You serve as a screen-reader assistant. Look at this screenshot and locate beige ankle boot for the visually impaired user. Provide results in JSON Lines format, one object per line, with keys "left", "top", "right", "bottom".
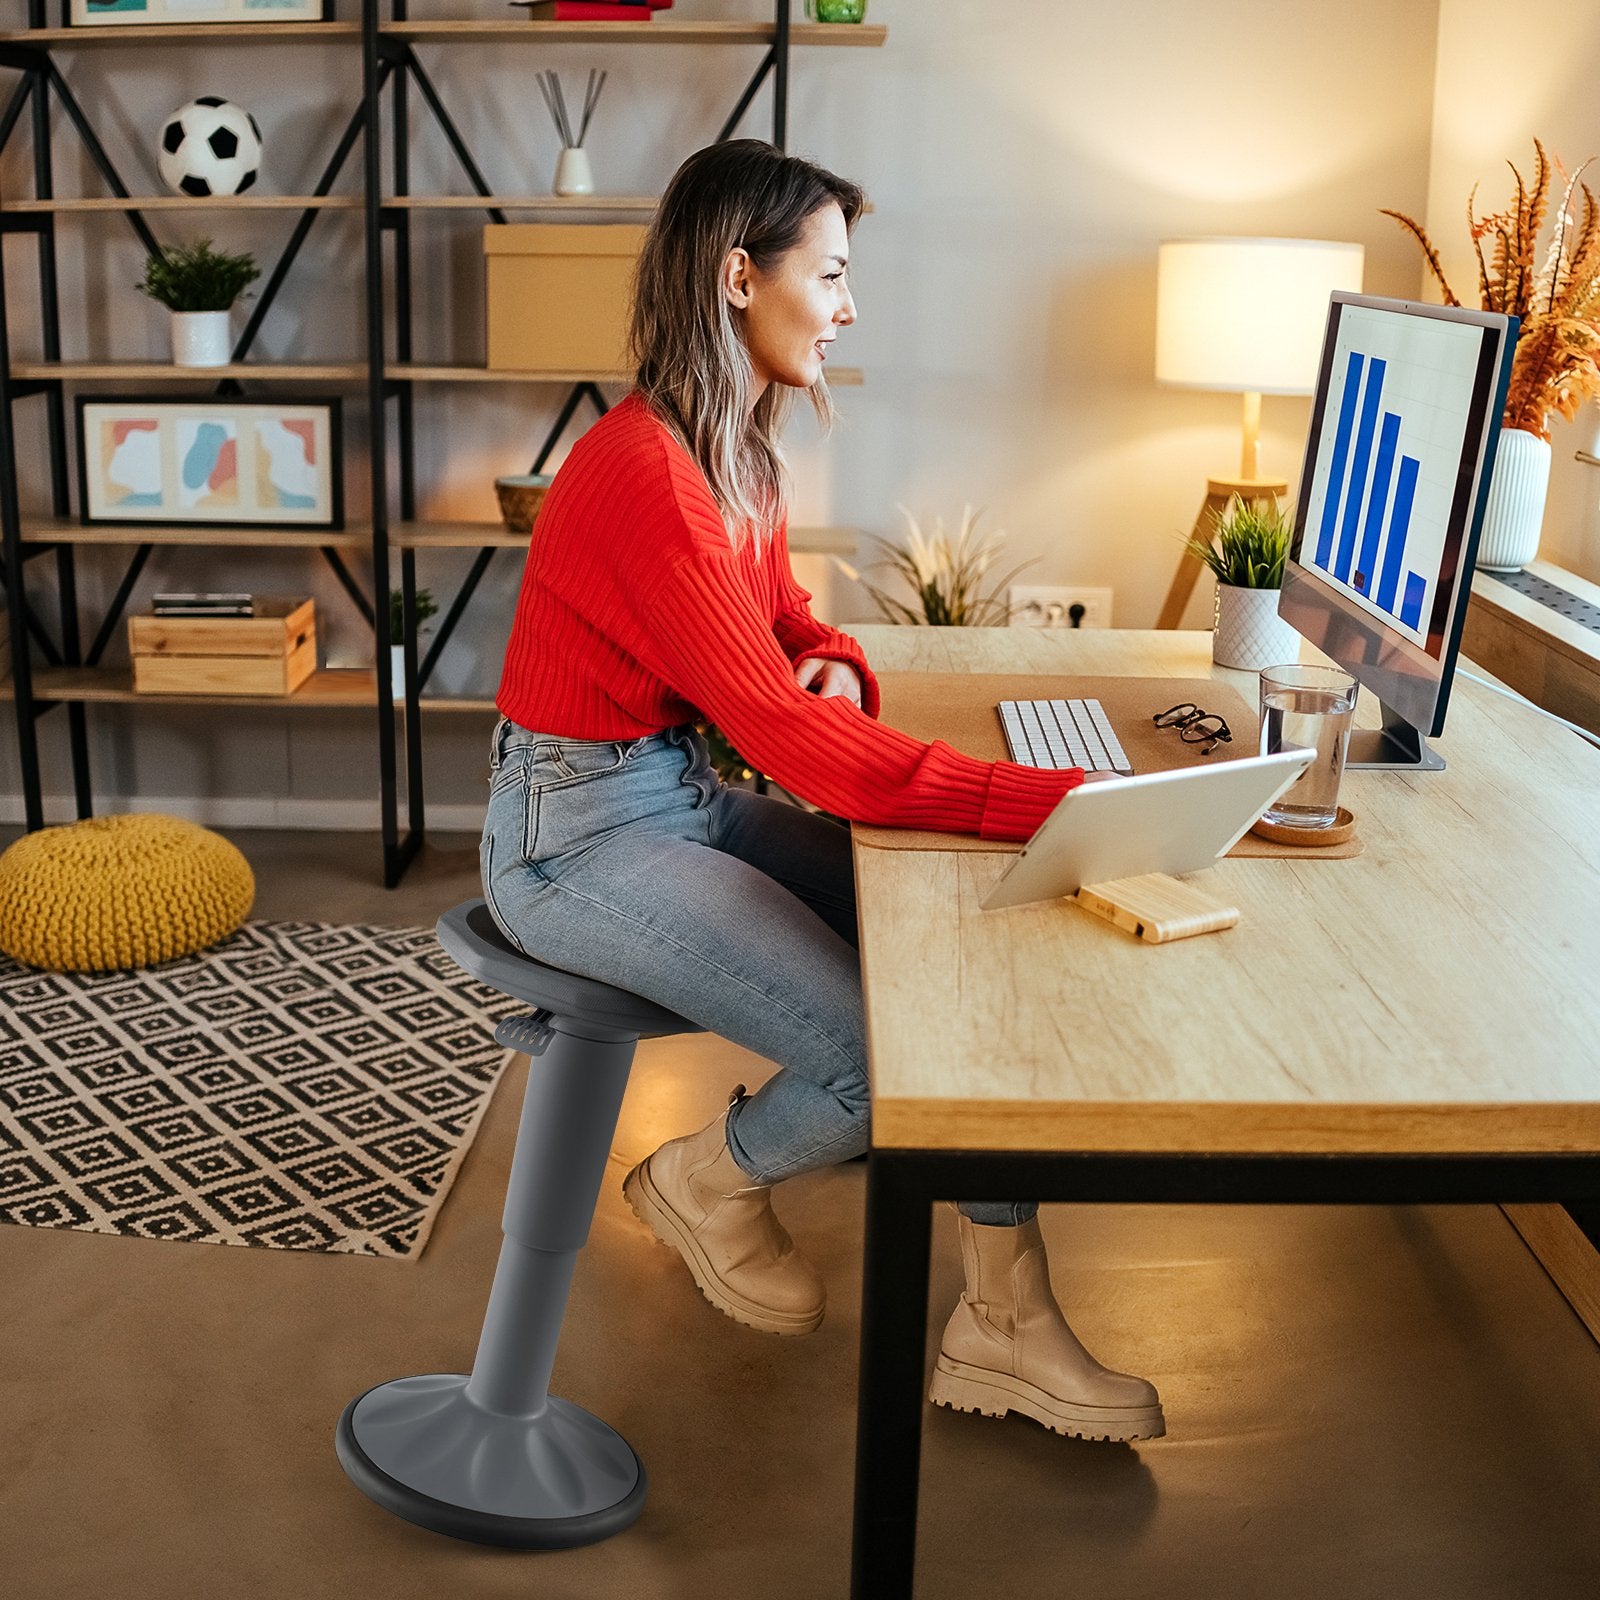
{"left": 928, "top": 1215, "right": 1164, "bottom": 1441}
{"left": 622, "top": 1089, "right": 825, "bottom": 1336}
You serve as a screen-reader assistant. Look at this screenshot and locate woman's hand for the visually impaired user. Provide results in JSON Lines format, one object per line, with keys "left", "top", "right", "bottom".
{"left": 794, "top": 656, "right": 863, "bottom": 708}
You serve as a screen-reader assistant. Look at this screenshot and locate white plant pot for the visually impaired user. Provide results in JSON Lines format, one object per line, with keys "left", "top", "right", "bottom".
{"left": 1212, "top": 582, "right": 1300, "bottom": 672}
{"left": 170, "top": 309, "right": 232, "bottom": 368}
{"left": 553, "top": 146, "right": 594, "bottom": 197}
{"left": 390, "top": 643, "right": 407, "bottom": 703}
{"left": 1475, "top": 427, "right": 1551, "bottom": 572}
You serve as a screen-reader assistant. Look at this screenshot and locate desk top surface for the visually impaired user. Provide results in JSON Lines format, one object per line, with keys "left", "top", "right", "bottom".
{"left": 848, "top": 627, "right": 1600, "bottom": 1156}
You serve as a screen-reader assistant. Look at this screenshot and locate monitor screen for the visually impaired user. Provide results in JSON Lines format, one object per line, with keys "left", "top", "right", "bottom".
{"left": 1279, "top": 292, "right": 1516, "bottom": 753}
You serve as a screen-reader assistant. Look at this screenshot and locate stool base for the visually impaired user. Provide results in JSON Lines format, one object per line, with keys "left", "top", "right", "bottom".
{"left": 336, "top": 1374, "right": 646, "bottom": 1549}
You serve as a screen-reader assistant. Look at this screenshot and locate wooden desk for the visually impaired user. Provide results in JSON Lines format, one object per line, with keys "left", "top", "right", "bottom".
{"left": 845, "top": 626, "right": 1600, "bottom": 1599}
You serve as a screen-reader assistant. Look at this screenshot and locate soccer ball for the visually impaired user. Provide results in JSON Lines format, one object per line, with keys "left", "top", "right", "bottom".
{"left": 157, "top": 98, "right": 262, "bottom": 198}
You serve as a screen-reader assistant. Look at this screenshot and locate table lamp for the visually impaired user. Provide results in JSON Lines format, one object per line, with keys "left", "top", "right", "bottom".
{"left": 1154, "top": 236, "right": 1364, "bottom": 627}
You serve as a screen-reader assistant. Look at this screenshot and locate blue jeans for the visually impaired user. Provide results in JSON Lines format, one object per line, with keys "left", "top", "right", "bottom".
{"left": 479, "top": 716, "right": 1034, "bottom": 1227}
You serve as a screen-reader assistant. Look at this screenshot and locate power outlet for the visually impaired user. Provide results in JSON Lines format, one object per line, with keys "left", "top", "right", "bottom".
{"left": 1008, "top": 585, "right": 1114, "bottom": 629}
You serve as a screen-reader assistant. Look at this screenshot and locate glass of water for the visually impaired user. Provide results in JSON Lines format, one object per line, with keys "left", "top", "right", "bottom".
{"left": 1258, "top": 664, "right": 1359, "bottom": 828}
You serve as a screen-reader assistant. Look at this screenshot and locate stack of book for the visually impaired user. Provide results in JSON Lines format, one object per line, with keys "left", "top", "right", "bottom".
{"left": 512, "top": 1, "right": 673, "bottom": 19}
{"left": 152, "top": 592, "right": 256, "bottom": 617}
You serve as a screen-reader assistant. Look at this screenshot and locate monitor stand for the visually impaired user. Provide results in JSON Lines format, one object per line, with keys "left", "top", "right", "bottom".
{"left": 1344, "top": 701, "right": 1446, "bottom": 771}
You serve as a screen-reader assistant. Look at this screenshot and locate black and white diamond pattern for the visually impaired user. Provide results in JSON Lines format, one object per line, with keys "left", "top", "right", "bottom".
{"left": 0, "top": 922, "right": 523, "bottom": 1258}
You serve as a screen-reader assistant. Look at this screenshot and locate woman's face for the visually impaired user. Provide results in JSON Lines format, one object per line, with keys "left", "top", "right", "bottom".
{"left": 725, "top": 202, "right": 856, "bottom": 401}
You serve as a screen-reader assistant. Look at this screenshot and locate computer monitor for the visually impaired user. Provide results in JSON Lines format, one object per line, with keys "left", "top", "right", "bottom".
{"left": 1277, "top": 291, "right": 1518, "bottom": 770}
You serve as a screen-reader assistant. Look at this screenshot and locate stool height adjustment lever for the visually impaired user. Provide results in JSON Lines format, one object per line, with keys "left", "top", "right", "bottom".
{"left": 494, "top": 1008, "right": 556, "bottom": 1056}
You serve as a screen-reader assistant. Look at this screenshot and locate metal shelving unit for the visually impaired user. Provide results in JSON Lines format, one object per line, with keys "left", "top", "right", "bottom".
{"left": 0, "top": 2, "right": 884, "bottom": 883}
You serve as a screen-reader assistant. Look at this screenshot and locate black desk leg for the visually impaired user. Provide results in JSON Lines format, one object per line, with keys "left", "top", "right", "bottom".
{"left": 851, "top": 1150, "right": 933, "bottom": 1600}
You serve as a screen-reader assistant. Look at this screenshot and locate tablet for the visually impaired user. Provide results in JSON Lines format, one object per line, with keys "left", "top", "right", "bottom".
{"left": 979, "top": 748, "right": 1316, "bottom": 911}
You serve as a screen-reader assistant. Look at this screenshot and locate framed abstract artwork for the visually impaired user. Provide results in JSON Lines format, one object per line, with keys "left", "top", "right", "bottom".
{"left": 76, "top": 397, "right": 343, "bottom": 529}
{"left": 67, "top": 0, "right": 331, "bottom": 27}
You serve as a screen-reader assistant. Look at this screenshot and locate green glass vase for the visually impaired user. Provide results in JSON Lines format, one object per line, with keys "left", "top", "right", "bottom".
{"left": 805, "top": 0, "right": 867, "bottom": 21}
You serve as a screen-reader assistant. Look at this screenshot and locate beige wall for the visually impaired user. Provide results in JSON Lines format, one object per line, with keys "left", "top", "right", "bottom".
{"left": 1426, "top": 0, "right": 1600, "bottom": 584}
{"left": 0, "top": 0, "right": 1444, "bottom": 824}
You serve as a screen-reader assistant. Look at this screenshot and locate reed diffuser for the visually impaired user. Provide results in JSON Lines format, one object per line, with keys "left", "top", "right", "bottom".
{"left": 537, "top": 68, "right": 607, "bottom": 196}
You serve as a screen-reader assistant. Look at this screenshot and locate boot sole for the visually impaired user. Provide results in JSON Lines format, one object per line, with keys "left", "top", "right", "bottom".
{"left": 622, "top": 1159, "right": 824, "bottom": 1337}
{"left": 928, "top": 1355, "right": 1165, "bottom": 1442}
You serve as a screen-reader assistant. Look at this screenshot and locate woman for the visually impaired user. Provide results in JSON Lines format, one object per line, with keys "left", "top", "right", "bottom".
{"left": 482, "top": 139, "right": 1162, "bottom": 1444}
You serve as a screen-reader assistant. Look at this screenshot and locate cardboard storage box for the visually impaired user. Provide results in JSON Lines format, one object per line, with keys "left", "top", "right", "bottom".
{"left": 129, "top": 597, "right": 316, "bottom": 696}
{"left": 484, "top": 223, "right": 648, "bottom": 373}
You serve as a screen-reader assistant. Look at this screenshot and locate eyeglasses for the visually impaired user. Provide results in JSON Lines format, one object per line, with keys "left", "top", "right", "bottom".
{"left": 1152, "top": 702, "right": 1233, "bottom": 756}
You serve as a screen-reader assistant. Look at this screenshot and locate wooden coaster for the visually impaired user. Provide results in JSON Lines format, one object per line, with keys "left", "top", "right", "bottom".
{"left": 1249, "top": 806, "right": 1357, "bottom": 848}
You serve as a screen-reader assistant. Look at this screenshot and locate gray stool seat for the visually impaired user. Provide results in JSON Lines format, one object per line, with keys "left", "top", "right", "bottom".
{"left": 336, "top": 898, "right": 702, "bottom": 1550}
{"left": 436, "top": 899, "right": 701, "bottom": 1038}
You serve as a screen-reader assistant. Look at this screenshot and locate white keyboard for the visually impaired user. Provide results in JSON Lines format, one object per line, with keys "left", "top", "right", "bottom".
{"left": 998, "top": 698, "right": 1133, "bottom": 775}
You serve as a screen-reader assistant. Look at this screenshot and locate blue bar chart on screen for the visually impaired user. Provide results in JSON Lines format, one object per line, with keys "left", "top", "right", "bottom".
{"left": 1301, "top": 305, "right": 1487, "bottom": 647}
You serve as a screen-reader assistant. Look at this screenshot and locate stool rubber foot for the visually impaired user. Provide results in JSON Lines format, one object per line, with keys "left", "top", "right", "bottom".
{"left": 335, "top": 1375, "right": 646, "bottom": 1550}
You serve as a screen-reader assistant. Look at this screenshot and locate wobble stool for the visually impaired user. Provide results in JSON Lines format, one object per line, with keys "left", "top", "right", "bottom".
{"left": 335, "top": 899, "right": 703, "bottom": 1548}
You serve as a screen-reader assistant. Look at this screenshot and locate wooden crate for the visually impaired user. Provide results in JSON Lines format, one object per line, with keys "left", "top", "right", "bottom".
{"left": 129, "top": 597, "right": 316, "bottom": 697}
{"left": 484, "top": 223, "right": 648, "bottom": 372}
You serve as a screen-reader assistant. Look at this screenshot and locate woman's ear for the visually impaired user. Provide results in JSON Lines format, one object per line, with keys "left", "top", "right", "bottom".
{"left": 722, "top": 246, "right": 753, "bottom": 310}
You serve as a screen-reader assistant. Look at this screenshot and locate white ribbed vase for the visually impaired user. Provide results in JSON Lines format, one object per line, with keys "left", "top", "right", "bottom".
{"left": 170, "top": 310, "right": 231, "bottom": 368}
{"left": 1475, "top": 427, "right": 1551, "bottom": 572}
{"left": 1212, "top": 583, "right": 1300, "bottom": 672}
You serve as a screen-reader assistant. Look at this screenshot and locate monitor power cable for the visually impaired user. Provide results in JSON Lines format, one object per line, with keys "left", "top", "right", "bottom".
{"left": 1455, "top": 665, "right": 1600, "bottom": 752}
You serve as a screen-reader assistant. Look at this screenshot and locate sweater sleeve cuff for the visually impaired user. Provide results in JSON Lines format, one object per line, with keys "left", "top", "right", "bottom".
{"left": 792, "top": 635, "right": 881, "bottom": 719}
{"left": 978, "top": 761, "right": 1082, "bottom": 842}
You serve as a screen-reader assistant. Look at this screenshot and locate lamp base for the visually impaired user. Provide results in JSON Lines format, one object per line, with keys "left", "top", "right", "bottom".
{"left": 1157, "top": 475, "right": 1289, "bottom": 630}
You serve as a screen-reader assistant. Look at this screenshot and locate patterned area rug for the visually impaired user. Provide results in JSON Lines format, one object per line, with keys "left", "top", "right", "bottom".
{"left": 0, "top": 922, "right": 525, "bottom": 1259}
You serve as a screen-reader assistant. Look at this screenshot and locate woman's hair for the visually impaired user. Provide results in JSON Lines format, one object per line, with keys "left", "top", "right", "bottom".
{"left": 630, "top": 139, "right": 864, "bottom": 549}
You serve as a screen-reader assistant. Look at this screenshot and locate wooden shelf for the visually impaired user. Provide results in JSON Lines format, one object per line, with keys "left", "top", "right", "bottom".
{"left": 5, "top": 665, "right": 495, "bottom": 712}
{"left": 18, "top": 518, "right": 860, "bottom": 553}
{"left": 9, "top": 359, "right": 863, "bottom": 386}
{"left": 390, "top": 520, "right": 518, "bottom": 549}
{"left": 0, "top": 22, "right": 358, "bottom": 46}
{"left": 382, "top": 194, "right": 658, "bottom": 212}
{"left": 2, "top": 196, "right": 361, "bottom": 213}
{"left": 787, "top": 525, "right": 859, "bottom": 555}
{"left": 11, "top": 360, "right": 364, "bottom": 382}
{"left": 382, "top": 21, "right": 886, "bottom": 47}
{"left": 390, "top": 520, "right": 859, "bottom": 551}
{"left": 0, "top": 19, "right": 883, "bottom": 47}
{"left": 388, "top": 362, "right": 864, "bottom": 386}
{"left": 20, "top": 517, "right": 368, "bottom": 549}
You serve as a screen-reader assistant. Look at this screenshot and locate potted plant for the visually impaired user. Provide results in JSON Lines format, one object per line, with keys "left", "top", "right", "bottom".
{"left": 1184, "top": 496, "right": 1299, "bottom": 671}
{"left": 1383, "top": 140, "right": 1600, "bottom": 570}
{"left": 837, "top": 503, "right": 1033, "bottom": 626}
{"left": 388, "top": 587, "right": 439, "bottom": 702}
{"left": 137, "top": 238, "right": 261, "bottom": 369}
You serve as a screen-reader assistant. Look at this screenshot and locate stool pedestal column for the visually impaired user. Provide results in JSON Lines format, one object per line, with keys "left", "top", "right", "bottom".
{"left": 335, "top": 1017, "right": 647, "bottom": 1549}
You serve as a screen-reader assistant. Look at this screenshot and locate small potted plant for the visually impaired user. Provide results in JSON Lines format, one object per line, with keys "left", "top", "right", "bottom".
{"left": 388, "top": 587, "right": 439, "bottom": 702}
{"left": 837, "top": 503, "right": 1033, "bottom": 626}
{"left": 1184, "top": 497, "right": 1300, "bottom": 671}
{"left": 137, "top": 238, "right": 261, "bottom": 368}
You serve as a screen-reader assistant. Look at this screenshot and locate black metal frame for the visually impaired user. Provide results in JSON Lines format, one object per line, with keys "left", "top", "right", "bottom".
{"left": 849, "top": 1146, "right": 1600, "bottom": 1599}
{"left": 1, "top": 1, "right": 799, "bottom": 882}
{"left": 0, "top": 21, "right": 383, "bottom": 835}
{"left": 365, "top": 0, "right": 796, "bottom": 883}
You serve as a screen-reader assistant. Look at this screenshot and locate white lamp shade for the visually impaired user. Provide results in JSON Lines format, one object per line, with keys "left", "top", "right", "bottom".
{"left": 1156, "top": 237, "right": 1365, "bottom": 395}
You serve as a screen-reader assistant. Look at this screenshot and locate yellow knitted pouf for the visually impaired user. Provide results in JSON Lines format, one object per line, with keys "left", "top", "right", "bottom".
{"left": 0, "top": 813, "right": 255, "bottom": 972}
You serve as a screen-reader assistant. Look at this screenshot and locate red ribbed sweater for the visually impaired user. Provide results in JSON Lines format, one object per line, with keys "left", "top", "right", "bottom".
{"left": 495, "top": 393, "right": 1082, "bottom": 841}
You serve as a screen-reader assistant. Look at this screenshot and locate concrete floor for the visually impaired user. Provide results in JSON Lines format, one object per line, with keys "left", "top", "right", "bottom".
{"left": 3, "top": 827, "right": 1600, "bottom": 1598}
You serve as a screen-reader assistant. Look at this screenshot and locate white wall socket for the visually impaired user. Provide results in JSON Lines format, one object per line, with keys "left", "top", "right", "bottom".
{"left": 1008, "top": 585, "right": 1114, "bottom": 629}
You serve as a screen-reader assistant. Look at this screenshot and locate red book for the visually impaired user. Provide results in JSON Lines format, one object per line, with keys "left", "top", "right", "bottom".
{"left": 514, "top": 2, "right": 661, "bottom": 18}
